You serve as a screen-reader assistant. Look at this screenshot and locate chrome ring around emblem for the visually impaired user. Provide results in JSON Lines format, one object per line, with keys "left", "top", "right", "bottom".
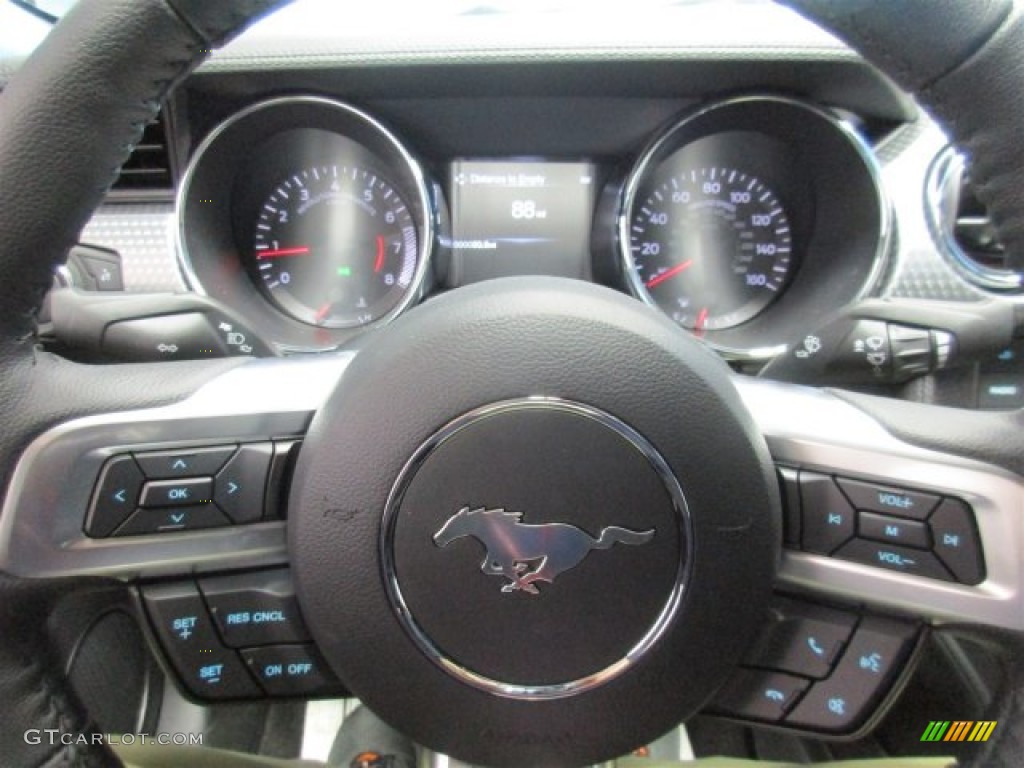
{"left": 379, "top": 397, "right": 693, "bottom": 701}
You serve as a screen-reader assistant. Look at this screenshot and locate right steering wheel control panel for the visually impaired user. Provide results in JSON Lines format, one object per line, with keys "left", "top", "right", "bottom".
{"left": 778, "top": 466, "right": 986, "bottom": 586}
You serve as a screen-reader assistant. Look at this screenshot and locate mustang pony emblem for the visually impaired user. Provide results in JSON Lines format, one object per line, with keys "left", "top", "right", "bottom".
{"left": 432, "top": 506, "right": 655, "bottom": 595}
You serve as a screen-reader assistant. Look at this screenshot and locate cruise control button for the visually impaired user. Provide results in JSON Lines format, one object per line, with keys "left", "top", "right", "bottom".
{"left": 786, "top": 616, "right": 915, "bottom": 733}
{"left": 200, "top": 569, "right": 310, "bottom": 648}
{"left": 241, "top": 644, "right": 341, "bottom": 696}
{"left": 744, "top": 597, "right": 857, "bottom": 680}
{"left": 86, "top": 455, "right": 145, "bottom": 537}
{"left": 835, "top": 478, "right": 939, "bottom": 521}
{"left": 142, "top": 582, "right": 260, "bottom": 700}
{"left": 710, "top": 669, "right": 809, "bottom": 722}
{"left": 834, "top": 539, "right": 952, "bottom": 581}
{"left": 114, "top": 504, "right": 229, "bottom": 536}
{"left": 215, "top": 443, "right": 273, "bottom": 524}
{"left": 929, "top": 499, "right": 985, "bottom": 585}
{"left": 800, "top": 472, "right": 855, "bottom": 554}
{"left": 140, "top": 477, "right": 214, "bottom": 508}
{"left": 858, "top": 512, "right": 931, "bottom": 550}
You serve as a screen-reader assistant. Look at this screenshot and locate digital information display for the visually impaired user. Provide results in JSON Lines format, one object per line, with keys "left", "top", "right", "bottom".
{"left": 448, "top": 160, "right": 597, "bottom": 285}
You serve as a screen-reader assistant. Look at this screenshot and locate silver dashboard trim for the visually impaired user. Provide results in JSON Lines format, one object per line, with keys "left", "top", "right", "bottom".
{"left": 1, "top": 356, "right": 1021, "bottom": 634}
{"left": 617, "top": 94, "right": 893, "bottom": 361}
{"left": 175, "top": 95, "right": 436, "bottom": 332}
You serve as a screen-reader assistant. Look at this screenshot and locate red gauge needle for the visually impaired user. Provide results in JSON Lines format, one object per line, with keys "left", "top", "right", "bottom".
{"left": 695, "top": 307, "right": 709, "bottom": 333}
{"left": 256, "top": 246, "right": 310, "bottom": 259}
{"left": 645, "top": 259, "right": 694, "bottom": 289}
{"left": 314, "top": 303, "right": 332, "bottom": 324}
{"left": 373, "top": 235, "right": 385, "bottom": 273}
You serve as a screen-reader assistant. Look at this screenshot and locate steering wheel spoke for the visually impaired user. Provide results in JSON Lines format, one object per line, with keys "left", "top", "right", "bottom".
{"left": 735, "top": 378, "right": 1024, "bottom": 632}
{"left": 0, "top": 355, "right": 349, "bottom": 579}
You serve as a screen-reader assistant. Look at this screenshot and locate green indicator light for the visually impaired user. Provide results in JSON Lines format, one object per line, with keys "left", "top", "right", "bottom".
{"left": 337, "top": 266, "right": 352, "bottom": 277}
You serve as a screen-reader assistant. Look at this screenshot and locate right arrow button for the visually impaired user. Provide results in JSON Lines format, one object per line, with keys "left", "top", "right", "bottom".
{"left": 214, "top": 443, "right": 274, "bottom": 524}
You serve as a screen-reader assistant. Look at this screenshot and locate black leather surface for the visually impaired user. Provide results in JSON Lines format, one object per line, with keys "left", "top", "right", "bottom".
{"left": 783, "top": 0, "right": 1024, "bottom": 272}
{"left": 0, "top": 1, "right": 288, "bottom": 765}
{"left": 292, "top": 277, "right": 779, "bottom": 767}
{"left": 165, "top": 0, "right": 289, "bottom": 46}
{"left": 0, "top": 573, "right": 120, "bottom": 768}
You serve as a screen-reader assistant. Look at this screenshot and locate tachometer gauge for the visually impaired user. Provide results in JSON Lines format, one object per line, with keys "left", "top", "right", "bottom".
{"left": 253, "top": 164, "right": 418, "bottom": 328}
{"left": 626, "top": 166, "right": 793, "bottom": 331}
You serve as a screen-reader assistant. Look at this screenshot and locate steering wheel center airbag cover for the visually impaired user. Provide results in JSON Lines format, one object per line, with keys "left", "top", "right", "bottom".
{"left": 384, "top": 398, "right": 688, "bottom": 698}
{"left": 289, "top": 277, "right": 779, "bottom": 767}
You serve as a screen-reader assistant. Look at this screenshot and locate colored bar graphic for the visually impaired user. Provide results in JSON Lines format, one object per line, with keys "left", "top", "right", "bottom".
{"left": 920, "top": 721, "right": 949, "bottom": 741}
{"left": 921, "top": 720, "right": 996, "bottom": 742}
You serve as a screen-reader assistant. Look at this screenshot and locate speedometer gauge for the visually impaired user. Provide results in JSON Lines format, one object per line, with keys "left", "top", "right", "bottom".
{"left": 627, "top": 167, "right": 793, "bottom": 331}
{"left": 253, "top": 165, "right": 418, "bottom": 328}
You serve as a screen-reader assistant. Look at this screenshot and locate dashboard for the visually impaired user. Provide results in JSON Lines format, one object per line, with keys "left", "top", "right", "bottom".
{"left": 180, "top": 90, "right": 887, "bottom": 358}
{"left": 3, "top": 0, "right": 1017, "bottom": 389}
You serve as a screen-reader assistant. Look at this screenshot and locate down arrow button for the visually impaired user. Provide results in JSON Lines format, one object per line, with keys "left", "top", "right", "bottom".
{"left": 214, "top": 443, "right": 273, "bottom": 524}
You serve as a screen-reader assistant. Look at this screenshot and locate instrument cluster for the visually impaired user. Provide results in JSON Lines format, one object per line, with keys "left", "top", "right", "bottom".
{"left": 179, "top": 94, "right": 890, "bottom": 358}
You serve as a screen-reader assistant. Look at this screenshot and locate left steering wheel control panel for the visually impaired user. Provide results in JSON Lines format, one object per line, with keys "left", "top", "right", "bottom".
{"left": 85, "top": 441, "right": 299, "bottom": 537}
{"left": 141, "top": 568, "right": 344, "bottom": 700}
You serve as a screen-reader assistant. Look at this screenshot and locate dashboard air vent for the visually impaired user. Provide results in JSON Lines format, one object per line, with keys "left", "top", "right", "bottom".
{"left": 111, "top": 112, "right": 172, "bottom": 194}
{"left": 927, "top": 147, "right": 1022, "bottom": 292}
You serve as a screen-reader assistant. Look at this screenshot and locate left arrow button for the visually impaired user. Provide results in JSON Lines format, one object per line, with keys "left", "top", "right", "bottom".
{"left": 86, "top": 456, "right": 145, "bottom": 537}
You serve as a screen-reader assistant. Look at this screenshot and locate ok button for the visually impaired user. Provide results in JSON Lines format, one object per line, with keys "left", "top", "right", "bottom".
{"left": 140, "top": 477, "right": 214, "bottom": 508}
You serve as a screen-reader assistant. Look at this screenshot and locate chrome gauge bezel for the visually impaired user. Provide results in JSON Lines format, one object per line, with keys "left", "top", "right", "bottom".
{"left": 618, "top": 94, "right": 892, "bottom": 361}
{"left": 176, "top": 96, "right": 436, "bottom": 350}
{"left": 925, "top": 145, "right": 1024, "bottom": 294}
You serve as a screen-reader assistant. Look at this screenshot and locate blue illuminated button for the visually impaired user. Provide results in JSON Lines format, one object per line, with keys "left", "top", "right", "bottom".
{"left": 241, "top": 644, "right": 342, "bottom": 696}
{"left": 834, "top": 539, "right": 952, "bottom": 582}
{"left": 214, "top": 443, "right": 273, "bottom": 524}
{"left": 709, "top": 669, "right": 809, "bottom": 722}
{"left": 836, "top": 478, "right": 939, "bottom": 521}
{"left": 743, "top": 597, "right": 856, "bottom": 680}
{"left": 140, "top": 477, "right": 214, "bottom": 508}
{"left": 199, "top": 568, "right": 311, "bottom": 648}
{"left": 786, "top": 616, "right": 915, "bottom": 733}
{"left": 134, "top": 445, "right": 236, "bottom": 478}
{"left": 142, "top": 582, "right": 260, "bottom": 700}
{"left": 799, "top": 472, "right": 856, "bottom": 554}
{"left": 86, "top": 455, "right": 145, "bottom": 537}
{"left": 113, "top": 504, "right": 230, "bottom": 536}
{"left": 929, "top": 499, "right": 985, "bottom": 585}
{"left": 858, "top": 511, "right": 931, "bottom": 550}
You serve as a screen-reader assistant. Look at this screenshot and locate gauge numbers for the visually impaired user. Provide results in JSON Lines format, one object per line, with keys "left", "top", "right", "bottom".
{"left": 629, "top": 167, "right": 793, "bottom": 331}
{"left": 253, "top": 164, "right": 418, "bottom": 329}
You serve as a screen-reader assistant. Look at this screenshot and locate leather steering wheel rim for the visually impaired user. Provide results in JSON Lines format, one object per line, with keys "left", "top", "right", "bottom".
{"left": 1, "top": 0, "right": 1023, "bottom": 765}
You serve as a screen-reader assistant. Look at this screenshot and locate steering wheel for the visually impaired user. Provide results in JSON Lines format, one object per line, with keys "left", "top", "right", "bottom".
{"left": 1, "top": 1, "right": 1023, "bottom": 766}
